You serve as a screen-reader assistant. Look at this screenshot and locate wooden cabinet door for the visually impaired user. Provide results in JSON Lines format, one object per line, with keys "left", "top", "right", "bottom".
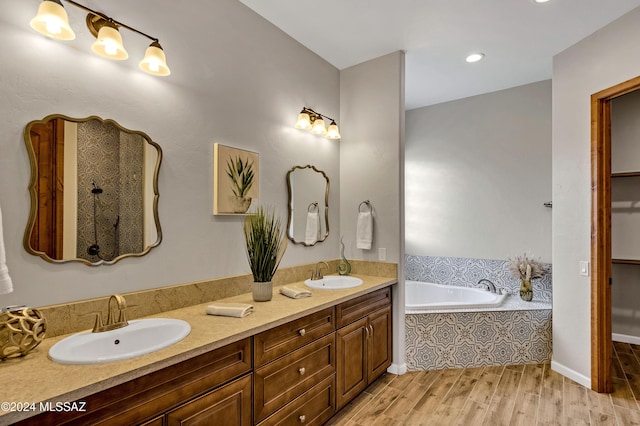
{"left": 166, "top": 374, "right": 252, "bottom": 426}
{"left": 336, "top": 317, "right": 368, "bottom": 409}
{"left": 368, "top": 306, "right": 392, "bottom": 382}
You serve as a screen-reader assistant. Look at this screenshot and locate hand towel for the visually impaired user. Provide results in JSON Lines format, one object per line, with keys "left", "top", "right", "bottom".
{"left": 356, "top": 211, "right": 373, "bottom": 250}
{"left": 206, "top": 302, "right": 253, "bottom": 318}
{"left": 279, "top": 285, "right": 312, "bottom": 299}
{"left": 305, "top": 211, "right": 319, "bottom": 245}
{"left": 0, "top": 203, "right": 13, "bottom": 295}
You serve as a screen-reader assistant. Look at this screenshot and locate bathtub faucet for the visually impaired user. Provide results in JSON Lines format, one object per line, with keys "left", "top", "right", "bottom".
{"left": 476, "top": 279, "right": 497, "bottom": 293}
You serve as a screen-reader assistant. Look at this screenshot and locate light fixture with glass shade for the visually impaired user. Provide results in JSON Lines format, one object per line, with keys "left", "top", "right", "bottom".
{"left": 294, "top": 108, "right": 313, "bottom": 130}
{"left": 90, "top": 20, "right": 128, "bottom": 60}
{"left": 29, "top": 0, "right": 170, "bottom": 76}
{"left": 139, "top": 41, "right": 171, "bottom": 76}
{"left": 29, "top": 0, "right": 76, "bottom": 40}
{"left": 326, "top": 120, "right": 341, "bottom": 140}
{"left": 294, "top": 107, "right": 340, "bottom": 140}
{"left": 311, "top": 116, "right": 326, "bottom": 135}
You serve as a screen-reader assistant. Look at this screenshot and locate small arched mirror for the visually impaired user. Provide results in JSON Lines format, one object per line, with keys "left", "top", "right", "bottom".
{"left": 24, "top": 115, "right": 162, "bottom": 266}
{"left": 286, "top": 165, "right": 329, "bottom": 246}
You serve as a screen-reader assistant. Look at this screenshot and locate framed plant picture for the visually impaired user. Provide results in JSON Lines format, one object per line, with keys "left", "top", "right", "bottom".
{"left": 213, "top": 143, "right": 259, "bottom": 215}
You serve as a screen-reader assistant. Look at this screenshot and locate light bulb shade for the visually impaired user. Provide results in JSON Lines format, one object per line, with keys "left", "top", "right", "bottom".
{"left": 91, "top": 24, "right": 128, "bottom": 60}
{"left": 311, "top": 116, "right": 326, "bottom": 135}
{"left": 139, "top": 42, "right": 171, "bottom": 76}
{"left": 295, "top": 111, "right": 312, "bottom": 130}
{"left": 30, "top": 0, "right": 76, "bottom": 40}
{"left": 326, "top": 121, "right": 341, "bottom": 139}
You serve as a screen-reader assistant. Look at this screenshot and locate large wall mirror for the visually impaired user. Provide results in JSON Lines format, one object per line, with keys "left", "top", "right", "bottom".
{"left": 286, "top": 165, "right": 329, "bottom": 246}
{"left": 24, "top": 115, "right": 162, "bottom": 266}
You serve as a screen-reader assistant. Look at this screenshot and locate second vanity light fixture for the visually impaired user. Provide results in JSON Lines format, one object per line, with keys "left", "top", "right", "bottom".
{"left": 295, "top": 107, "right": 341, "bottom": 140}
{"left": 29, "top": 0, "right": 171, "bottom": 76}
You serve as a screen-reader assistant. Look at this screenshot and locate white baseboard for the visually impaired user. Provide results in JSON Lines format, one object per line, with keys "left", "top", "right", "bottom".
{"left": 551, "top": 360, "right": 591, "bottom": 389}
{"left": 613, "top": 333, "right": 640, "bottom": 345}
{"left": 387, "top": 363, "right": 407, "bottom": 375}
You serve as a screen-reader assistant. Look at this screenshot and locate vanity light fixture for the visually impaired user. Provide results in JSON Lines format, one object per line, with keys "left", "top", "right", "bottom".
{"left": 294, "top": 107, "right": 341, "bottom": 140}
{"left": 29, "top": 0, "right": 171, "bottom": 76}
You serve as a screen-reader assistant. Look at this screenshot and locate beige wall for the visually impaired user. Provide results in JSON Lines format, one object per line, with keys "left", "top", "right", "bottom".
{"left": 406, "top": 80, "right": 552, "bottom": 263}
{"left": 0, "top": 0, "right": 340, "bottom": 307}
{"left": 339, "top": 51, "right": 405, "bottom": 372}
{"left": 552, "top": 5, "right": 640, "bottom": 387}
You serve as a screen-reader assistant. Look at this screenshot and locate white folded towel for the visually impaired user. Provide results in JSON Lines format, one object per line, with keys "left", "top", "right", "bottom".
{"left": 280, "top": 285, "right": 312, "bottom": 299}
{"left": 0, "top": 203, "right": 13, "bottom": 295}
{"left": 206, "top": 302, "right": 253, "bottom": 318}
{"left": 356, "top": 211, "right": 373, "bottom": 250}
{"left": 305, "top": 211, "right": 319, "bottom": 245}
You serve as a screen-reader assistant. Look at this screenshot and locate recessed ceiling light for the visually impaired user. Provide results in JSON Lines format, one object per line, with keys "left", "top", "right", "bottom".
{"left": 465, "top": 53, "right": 485, "bottom": 63}
{"left": 532, "top": 0, "right": 551, "bottom": 3}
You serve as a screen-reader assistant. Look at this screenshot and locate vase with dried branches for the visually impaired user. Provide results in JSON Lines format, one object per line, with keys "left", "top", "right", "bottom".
{"left": 509, "top": 253, "right": 548, "bottom": 301}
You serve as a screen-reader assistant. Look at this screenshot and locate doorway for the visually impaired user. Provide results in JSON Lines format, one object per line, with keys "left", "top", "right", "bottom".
{"left": 591, "top": 74, "right": 640, "bottom": 393}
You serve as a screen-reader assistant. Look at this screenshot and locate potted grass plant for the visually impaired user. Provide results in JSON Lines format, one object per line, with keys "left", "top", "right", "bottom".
{"left": 243, "top": 206, "right": 288, "bottom": 301}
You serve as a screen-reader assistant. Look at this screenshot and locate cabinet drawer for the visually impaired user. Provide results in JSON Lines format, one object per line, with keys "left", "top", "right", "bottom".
{"left": 15, "top": 338, "right": 252, "bottom": 426}
{"left": 336, "top": 287, "right": 391, "bottom": 328}
{"left": 254, "top": 307, "right": 334, "bottom": 367}
{"left": 255, "top": 333, "right": 335, "bottom": 422}
{"left": 166, "top": 374, "right": 252, "bottom": 426}
{"left": 258, "top": 375, "right": 335, "bottom": 426}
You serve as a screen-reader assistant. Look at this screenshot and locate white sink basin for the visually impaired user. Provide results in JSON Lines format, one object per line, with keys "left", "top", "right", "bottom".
{"left": 48, "top": 318, "right": 191, "bottom": 365}
{"left": 304, "top": 275, "right": 364, "bottom": 290}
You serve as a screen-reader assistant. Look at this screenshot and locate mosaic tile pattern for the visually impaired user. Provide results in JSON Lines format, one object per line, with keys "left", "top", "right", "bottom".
{"left": 406, "top": 254, "right": 553, "bottom": 302}
{"left": 405, "top": 309, "right": 552, "bottom": 370}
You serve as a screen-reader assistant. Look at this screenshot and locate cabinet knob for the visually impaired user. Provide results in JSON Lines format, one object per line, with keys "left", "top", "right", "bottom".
{"left": 299, "top": 415, "right": 306, "bottom": 423}
{"left": 299, "top": 367, "right": 306, "bottom": 375}
{"left": 298, "top": 328, "right": 306, "bottom": 336}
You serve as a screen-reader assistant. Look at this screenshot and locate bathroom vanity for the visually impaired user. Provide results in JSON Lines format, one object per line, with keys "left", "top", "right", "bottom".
{"left": 6, "top": 278, "right": 394, "bottom": 425}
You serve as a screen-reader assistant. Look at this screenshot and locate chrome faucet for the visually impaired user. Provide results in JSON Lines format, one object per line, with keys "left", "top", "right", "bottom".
{"left": 476, "top": 279, "right": 497, "bottom": 293}
{"left": 92, "top": 294, "right": 129, "bottom": 333}
{"left": 310, "top": 261, "right": 330, "bottom": 280}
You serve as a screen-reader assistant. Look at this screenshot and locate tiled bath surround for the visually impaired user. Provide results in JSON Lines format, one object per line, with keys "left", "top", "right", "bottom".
{"left": 405, "top": 309, "right": 552, "bottom": 370}
{"left": 405, "top": 254, "right": 552, "bottom": 302}
{"left": 405, "top": 254, "right": 552, "bottom": 370}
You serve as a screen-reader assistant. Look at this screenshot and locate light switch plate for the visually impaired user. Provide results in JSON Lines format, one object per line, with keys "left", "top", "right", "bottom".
{"left": 378, "top": 248, "right": 386, "bottom": 261}
{"left": 579, "top": 261, "right": 590, "bottom": 277}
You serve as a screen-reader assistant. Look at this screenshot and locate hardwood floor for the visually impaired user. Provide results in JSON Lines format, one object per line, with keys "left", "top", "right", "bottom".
{"left": 327, "top": 342, "right": 640, "bottom": 426}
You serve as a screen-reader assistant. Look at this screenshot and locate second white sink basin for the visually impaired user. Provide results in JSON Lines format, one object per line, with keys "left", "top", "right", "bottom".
{"left": 48, "top": 318, "right": 191, "bottom": 365}
{"left": 304, "top": 275, "right": 364, "bottom": 290}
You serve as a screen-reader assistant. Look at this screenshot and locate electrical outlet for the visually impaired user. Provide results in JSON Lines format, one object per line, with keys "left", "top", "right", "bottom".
{"left": 378, "top": 248, "right": 386, "bottom": 261}
{"left": 579, "top": 261, "right": 590, "bottom": 277}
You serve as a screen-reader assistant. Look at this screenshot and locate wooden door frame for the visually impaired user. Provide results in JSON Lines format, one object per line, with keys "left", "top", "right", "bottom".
{"left": 591, "top": 75, "right": 640, "bottom": 393}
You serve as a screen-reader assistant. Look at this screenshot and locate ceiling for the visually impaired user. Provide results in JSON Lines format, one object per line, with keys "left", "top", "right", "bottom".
{"left": 237, "top": 0, "right": 640, "bottom": 110}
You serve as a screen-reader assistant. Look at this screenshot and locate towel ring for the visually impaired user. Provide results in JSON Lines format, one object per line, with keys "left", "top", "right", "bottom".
{"left": 358, "top": 200, "right": 372, "bottom": 213}
{"left": 308, "top": 202, "right": 319, "bottom": 213}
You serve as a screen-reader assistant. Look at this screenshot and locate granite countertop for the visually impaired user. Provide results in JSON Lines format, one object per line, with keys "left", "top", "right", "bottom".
{"left": 0, "top": 274, "right": 396, "bottom": 424}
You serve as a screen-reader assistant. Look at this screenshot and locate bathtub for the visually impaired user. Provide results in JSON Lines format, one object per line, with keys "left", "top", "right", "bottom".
{"left": 405, "top": 280, "right": 507, "bottom": 313}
